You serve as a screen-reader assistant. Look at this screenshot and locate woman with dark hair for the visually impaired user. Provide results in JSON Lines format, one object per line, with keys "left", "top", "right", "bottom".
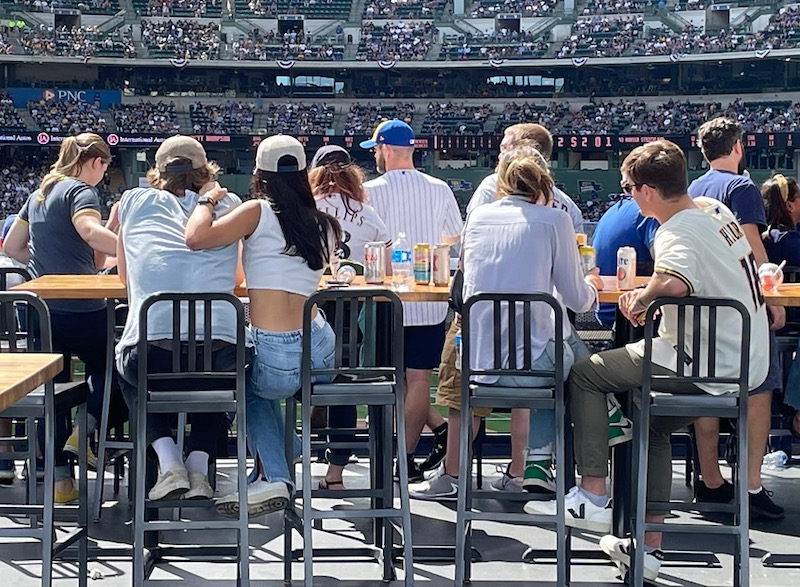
{"left": 185, "top": 135, "right": 341, "bottom": 517}
{"left": 761, "top": 174, "right": 800, "bottom": 438}
{"left": 761, "top": 173, "right": 800, "bottom": 267}
{"left": 3, "top": 133, "right": 117, "bottom": 502}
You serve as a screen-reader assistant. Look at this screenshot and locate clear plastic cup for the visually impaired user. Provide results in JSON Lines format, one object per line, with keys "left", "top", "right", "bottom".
{"left": 758, "top": 263, "right": 784, "bottom": 292}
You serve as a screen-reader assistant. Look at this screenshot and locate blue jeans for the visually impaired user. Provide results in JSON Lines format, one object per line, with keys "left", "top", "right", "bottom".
{"left": 493, "top": 329, "right": 589, "bottom": 457}
{"left": 246, "top": 312, "right": 335, "bottom": 487}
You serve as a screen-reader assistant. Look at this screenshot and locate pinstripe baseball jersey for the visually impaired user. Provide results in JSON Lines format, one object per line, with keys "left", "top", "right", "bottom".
{"left": 364, "top": 169, "right": 464, "bottom": 326}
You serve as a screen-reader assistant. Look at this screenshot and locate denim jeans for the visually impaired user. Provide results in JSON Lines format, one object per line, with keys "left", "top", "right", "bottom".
{"left": 246, "top": 312, "right": 335, "bottom": 487}
{"left": 492, "top": 328, "right": 589, "bottom": 456}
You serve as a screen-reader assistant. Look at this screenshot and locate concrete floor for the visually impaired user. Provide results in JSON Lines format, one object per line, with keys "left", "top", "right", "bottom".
{"left": 1, "top": 459, "right": 799, "bottom": 586}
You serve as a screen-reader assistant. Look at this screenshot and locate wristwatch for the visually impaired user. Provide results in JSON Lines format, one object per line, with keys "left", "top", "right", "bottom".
{"left": 197, "top": 195, "right": 217, "bottom": 208}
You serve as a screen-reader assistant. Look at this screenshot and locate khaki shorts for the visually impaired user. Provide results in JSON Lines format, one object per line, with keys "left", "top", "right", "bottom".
{"left": 435, "top": 320, "right": 493, "bottom": 418}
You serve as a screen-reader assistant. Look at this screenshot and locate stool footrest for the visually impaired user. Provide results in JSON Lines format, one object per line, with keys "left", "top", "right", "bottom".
{"left": 643, "top": 522, "right": 745, "bottom": 535}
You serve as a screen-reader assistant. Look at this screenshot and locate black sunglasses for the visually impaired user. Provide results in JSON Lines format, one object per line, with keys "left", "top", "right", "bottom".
{"left": 621, "top": 182, "right": 643, "bottom": 195}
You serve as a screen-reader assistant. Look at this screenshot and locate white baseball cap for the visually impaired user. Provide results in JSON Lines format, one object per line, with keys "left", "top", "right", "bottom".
{"left": 254, "top": 135, "right": 307, "bottom": 174}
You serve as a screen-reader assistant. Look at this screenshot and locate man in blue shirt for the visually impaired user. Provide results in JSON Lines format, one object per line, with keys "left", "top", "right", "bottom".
{"left": 687, "top": 117, "right": 784, "bottom": 520}
{"left": 592, "top": 197, "right": 658, "bottom": 328}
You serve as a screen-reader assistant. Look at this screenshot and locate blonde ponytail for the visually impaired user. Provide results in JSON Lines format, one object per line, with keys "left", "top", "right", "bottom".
{"left": 38, "top": 133, "right": 111, "bottom": 198}
{"left": 496, "top": 145, "right": 554, "bottom": 205}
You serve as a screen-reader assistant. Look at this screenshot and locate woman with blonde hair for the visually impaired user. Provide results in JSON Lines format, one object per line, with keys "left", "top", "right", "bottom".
{"left": 3, "top": 133, "right": 117, "bottom": 502}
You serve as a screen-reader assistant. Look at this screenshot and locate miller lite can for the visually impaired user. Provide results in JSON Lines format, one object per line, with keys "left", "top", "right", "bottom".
{"left": 364, "top": 242, "right": 386, "bottom": 284}
{"left": 432, "top": 244, "right": 450, "bottom": 286}
{"left": 617, "top": 247, "right": 637, "bottom": 290}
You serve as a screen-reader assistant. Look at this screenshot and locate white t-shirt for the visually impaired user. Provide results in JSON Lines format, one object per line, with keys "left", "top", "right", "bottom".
{"left": 466, "top": 173, "right": 585, "bottom": 234}
{"left": 627, "top": 198, "right": 770, "bottom": 395}
{"left": 116, "top": 188, "right": 241, "bottom": 358}
{"left": 365, "top": 169, "right": 464, "bottom": 326}
{"left": 463, "top": 196, "right": 597, "bottom": 383}
{"left": 314, "top": 193, "right": 390, "bottom": 264}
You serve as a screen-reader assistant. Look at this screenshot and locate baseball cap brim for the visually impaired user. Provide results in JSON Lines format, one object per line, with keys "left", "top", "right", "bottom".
{"left": 359, "top": 138, "right": 378, "bottom": 149}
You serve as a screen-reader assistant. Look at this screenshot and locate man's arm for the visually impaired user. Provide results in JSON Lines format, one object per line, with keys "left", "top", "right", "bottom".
{"left": 619, "top": 272, "right": 689, "bottom": 325}
{"left": 742, "top": 223, "right": 785, "bottom": 330}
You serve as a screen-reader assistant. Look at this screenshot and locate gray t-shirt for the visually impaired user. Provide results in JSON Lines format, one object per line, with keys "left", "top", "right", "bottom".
{"left": 115, "top": 188, "right": 242, "bottom": 359}
{"left": 18, "top": 178, "right": 105, "bottom": 313}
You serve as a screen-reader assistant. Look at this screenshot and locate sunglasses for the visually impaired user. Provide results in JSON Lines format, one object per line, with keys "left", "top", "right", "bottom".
{"left": 621, "top": 182, "right": 642, "bottom": 195}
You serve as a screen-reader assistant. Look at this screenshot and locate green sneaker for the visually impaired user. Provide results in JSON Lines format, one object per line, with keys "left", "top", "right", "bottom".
{"left": 522, "top": 455, "right": 555, "bottom": 495}
{"left": 607, "top": 396, "right": 633, "bottom": 447}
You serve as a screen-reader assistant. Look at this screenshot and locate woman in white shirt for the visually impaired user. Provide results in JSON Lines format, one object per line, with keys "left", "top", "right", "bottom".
{"left": 462, "top": 146, "right": 603, "bottom": 494}
{"left": 308, "top": 144, "right": 391, "bottom": 263}
{"left": 185, "top": 135, "right": 341, "bottom": 517}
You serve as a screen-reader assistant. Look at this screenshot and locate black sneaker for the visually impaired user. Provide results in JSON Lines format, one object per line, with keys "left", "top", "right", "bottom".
{"left": 395, "top": 458, "right": 425, "bottom": 483}
{"left": 750, "top": 488, "right": 785, "bottom": 521}
{"left": 694, "top": 480, "right": 734, "bottom": 503}
{"left": 419, "top": 426, "right": 447, "bottom": 472}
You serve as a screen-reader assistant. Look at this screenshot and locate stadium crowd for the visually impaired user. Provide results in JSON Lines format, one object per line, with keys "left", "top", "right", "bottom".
{"left": 189, "top": 101, "right": 255, "bottom": 134}
{"left": 358, "top": 21, "right": 436, "bottom": 61}
{"left": 0, "top": 92, "right": 25, "bottom": 131}
{"left": 145, "top": 0, "right": 221, "bottom": 17}
{"left": 468, "top": 0, "right": 556, "bottom": 18}
{"left": 344, "top": 101, "right": 415, "bottom": 135}
{"left": 232, "top": 29, "right": 341, "bottom": 61}
{"left": 140, "top": 19, "right": 221, "bottom": 59}
{"left": 581, "top": 0, "right": 647, "bottom": 14}
{"left": 262, "top": 102, "right": 335, "bottom": 135}
{"left": 110, "top": 101, "right": 180, "bottom": 134}
{"left": 364, "top": 0, "right": 447, "bottom": 19}
{"left": 558, "top": 15, "right": 644, "bottom": 58}
{"left": 27, "top": 99, "right": 107, "bottom": 134}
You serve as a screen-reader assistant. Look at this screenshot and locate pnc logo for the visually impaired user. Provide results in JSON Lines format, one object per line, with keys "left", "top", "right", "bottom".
{"left": 42, "top": 89, "right": 56, "bottom": 102}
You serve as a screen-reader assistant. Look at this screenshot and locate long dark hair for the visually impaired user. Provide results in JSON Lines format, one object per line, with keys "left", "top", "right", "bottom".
{"left": 251, "top": 164, "right": 342, "bottom": 271}
{"left": 762, "top": 174, "right": 799, "bottom": 233}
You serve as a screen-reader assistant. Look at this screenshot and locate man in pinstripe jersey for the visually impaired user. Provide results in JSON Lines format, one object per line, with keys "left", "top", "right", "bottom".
{"left": 361, "top": 119, "right": 464, "bottom": 482}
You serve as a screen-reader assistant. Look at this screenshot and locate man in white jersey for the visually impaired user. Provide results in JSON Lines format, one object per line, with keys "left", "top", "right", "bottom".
{"left": 466, "top": 123, "right": 585, "bottom": 234}
{"left": 526, "top": 140, "right": 769, "bottom": 582}
{"left": 361, "top": 119, "right": 464, "bottom": 482}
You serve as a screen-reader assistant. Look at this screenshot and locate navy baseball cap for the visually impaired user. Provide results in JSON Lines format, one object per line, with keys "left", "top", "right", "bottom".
{"left": 310, "top": 145, "right": 351, "bottom": 169}
{"left": 359, "top": 119, "right": 415, "bottom": 149}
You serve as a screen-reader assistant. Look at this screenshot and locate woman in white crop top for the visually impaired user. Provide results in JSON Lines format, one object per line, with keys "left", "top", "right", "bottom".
{"left": 185, "top": 135, "right": 341, "bottom": 517}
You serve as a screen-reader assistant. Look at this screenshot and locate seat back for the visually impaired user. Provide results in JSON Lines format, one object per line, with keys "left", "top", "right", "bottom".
{"left": 138, "top": 292, "right": 246, "bottom": 396}
{"left": 0, "top": 291, "right": 50, "bottom": 353}
{"left": 301, "top": 288, "right": 403, "bottom": 393}
{"left": 461, "top": 292, "right": 564, "bottom": 385}
{"left": 0, "top": 267, "right": 31, "bottom": 291}
{"left": 641, "top": 296, "right": 751, "bottom": 395}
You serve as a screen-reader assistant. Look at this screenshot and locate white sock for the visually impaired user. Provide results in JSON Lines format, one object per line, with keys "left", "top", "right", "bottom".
{"left": 748, "top": 486, "right": 763, "bottom": 495}
{"left": 151, "top": 437, "right": 182, "bottom": 473}
{"left": 184, "top": 451, "right": 209, "bottom": 476}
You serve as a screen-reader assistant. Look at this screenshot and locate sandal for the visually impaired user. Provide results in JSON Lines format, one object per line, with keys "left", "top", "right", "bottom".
{"left": 318, "top": 479, "right": 344, "bottom": 490}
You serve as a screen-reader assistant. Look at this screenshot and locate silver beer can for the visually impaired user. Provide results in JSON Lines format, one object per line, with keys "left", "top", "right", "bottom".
{"left": 433, "top": 244, "right": 450, "bottom": 286}
{"left": 617, "top": 246, "right": 637, "bottom": 290}
{"left": 364, "top": 242, "right": 386, "bottom": 284}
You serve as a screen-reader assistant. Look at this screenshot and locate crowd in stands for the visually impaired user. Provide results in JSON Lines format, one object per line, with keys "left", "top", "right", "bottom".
{"left": 12, "top": 0, "right": 116, "bottom": 13}
{"left": 146, "top": 0, "right": 219, "bottom": 17}
{"left": 245, "top": 0, "right": 277, "bottom": 16}
{"left": 263, "top": 102, "right": 335, "bottom": 135}
{"left": 0, "top": 30, "right": 11, "bottom": 55}
{"left": 579, "top": 192, "right": 623, "bottom": 222}
{"left": 110, "top": 101, "right": 180, "bottom": 134}
{"left": 18, "top": 25, "right": 135, "bottom": 58}
{"left": 28, "top": 99, "right": 107, "bottom": 133}
{"left": 189, "top": 101, "right": 254, "bottom": 134}
{"left": 364, "top": 0, "right": 446, "bottom": 19}
{"left": 232, "top": 29, "right": 341, "bottom": 61}
{"left": 358, "top": 21, "right": 435, "bottom": 61}
{"left": 443, "top": 29, "right": 549, "bottom": 59}
{"left": 581, "top": 0, "right": 647, "bottom": 15}
{"left": 140, "top": 20, "right": 220, "bottom": 60}
{"left": 558, "top": 15, "right": 643, "bottom": 58}
{"left": 494, "top": 101, "right": 569, "bottom": 132}
{"left": 343, "top": 101, "right": 415, "bottom": 135}
{"left": 422, "top": 101, "right": 492, "bottom": 134}
{"left": 0, "top": 155, "right": 48, "bottom": 218}
{"left": 0, "top": 92, "right": 25, "bottom": 131}
{"left": 468, "top": 0, "right": 556, "bottom": 18}
{"left": 560, "top": 99, "right": 647, "bottom": 134}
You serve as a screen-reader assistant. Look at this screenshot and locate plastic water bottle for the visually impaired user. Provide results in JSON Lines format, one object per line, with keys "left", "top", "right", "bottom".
{"left": 390, "top": 232, "right": 412, "bottom": 292}
{"left": 762, "top": 450, "right": 788, "bottom": 470}
{"left": 454, "top": 328, "right": 462, "bottom": 371}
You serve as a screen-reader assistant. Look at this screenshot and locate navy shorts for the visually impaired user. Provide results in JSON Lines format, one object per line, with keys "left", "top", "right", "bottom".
{"left": 404, "top": 321, "right": 447, "bottom": 370}
{"left": 752, "top": 331, "right": 780, "bottom": 396}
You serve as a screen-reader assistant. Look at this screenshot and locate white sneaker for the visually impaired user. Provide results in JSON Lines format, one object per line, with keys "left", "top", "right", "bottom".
{"left": 600, "top": 535, "right": 663, "bottom": 582}
{"left": 148, "top": 465, "right": 190, "bottom": 501}
{"left": 215, "top": 479, "right": 290, "bottom": 518}
{"left": 423, "top": 462, "right": 444, "bottom": 481}
{"left": 409, "top": 468, "right": 459, "bottom": 502}
{"left": 523, "top": 486, "right": 612, "bottom": 533}
{"left": 183, "top": 472, "right": 214, "bottom": 500}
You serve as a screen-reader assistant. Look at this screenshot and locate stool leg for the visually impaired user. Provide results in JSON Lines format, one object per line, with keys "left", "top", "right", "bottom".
{"left": 632, "top": 391, "right": 650, "bottom": 587}
{"left": 92, "top": 299, "right": 116, "bottom": 522}
{"left": 554, "top": 390, "right": 568, "bottom": 586}
{"left": 394, "top": 397, "right": 415, "bottom": 587}
{"left": 301, "top": 398, "right": 314, "bottom": 587}
{"left": 133, "top": 399, "right": 147, "bottom": 586}
{"left": 25, "top": 417, "right": 36, "bottom": 524}
{"left": 454, "top": 394, "right": 471, "bottom": 587}
{"left": 78, "top": 403, "right": 89, "bottom": 587}
{"left": 735, "top": 396, "right": 750, "bottom": 587}
{"left": 381, "top": 404, "right": 395, "bottom": 582}
{"left": 235, "top": 394, "right": 250, "bottom": 586}
{"left": 41, "top": 387, "right": 55, "bottom": 587}
{"left": 283, "top": 397, "right": 295, "bottom": 586}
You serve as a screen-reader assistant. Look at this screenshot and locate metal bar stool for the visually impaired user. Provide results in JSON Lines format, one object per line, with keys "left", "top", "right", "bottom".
{"left": 455, "top": 292, "right": 570, "bottom": 586}
{"left": 132, "top": 292, "right": 249, "bottom": 585}
{"left": 632, "top": 297, "right": 751, "bottom": 587}
{"left": 283, "top": 288, "right": 414, "bottom": 586}
{"left": 0, "top": 291, "right": 89, "bottom": 587}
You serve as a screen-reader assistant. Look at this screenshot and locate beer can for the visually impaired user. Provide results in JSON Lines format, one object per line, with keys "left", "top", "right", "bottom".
{"left": 413, "top": 243, "right": 431, "bottom": 284}
{"left": 617, "top": 246, "right": 637, "bottom": 290}
{"left": 364, "top": 242, "right": 386, "bottom": 284}
{"left": 432, "top": 244, "right": 450, "bottom": 286}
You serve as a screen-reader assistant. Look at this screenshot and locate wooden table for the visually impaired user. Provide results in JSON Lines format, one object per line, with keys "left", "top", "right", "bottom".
{"left": 11, "top": 273, "right": 450, "bottom": 302}
{"left": 0, "top": 353, "right": 63, "bottom": 412}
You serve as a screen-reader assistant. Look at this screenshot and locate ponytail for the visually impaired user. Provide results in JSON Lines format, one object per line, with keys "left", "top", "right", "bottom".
{"left": 39, "top": 133, "right": 111, "bottom": 198}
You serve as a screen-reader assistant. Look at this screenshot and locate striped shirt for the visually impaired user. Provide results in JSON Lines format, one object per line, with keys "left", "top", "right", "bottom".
{"left": 364, "top": 169, "right": 464, "bottom": 326}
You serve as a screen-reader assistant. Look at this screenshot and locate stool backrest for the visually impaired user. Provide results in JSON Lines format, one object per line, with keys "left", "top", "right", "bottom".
{"left": 302, "top": 288, "right": 404, "bottom": 385}
{"left": 138, "top": 292, "right": 246, "bottom": 391}
{"left": 642, "top": 297, "right": 750, "bottom": 394}
{"left": 461, "top": 292, "right": 564, "bottom": 383}
{"left": 0, "top": 291, "right": 51, "bottom": 353}
{"left": 0, "top": 267, "right": 31, "bottom": 291}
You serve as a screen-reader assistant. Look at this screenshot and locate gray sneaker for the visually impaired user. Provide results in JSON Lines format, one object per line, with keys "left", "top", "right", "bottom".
{"left": 148, "top": 465, "right": 190, "bottom": 501}
{"left": 490, "top": 467, "right": 524, "bottom": 493}
{"left": 409, "top": 469, "right": 460, "bottom": 502}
